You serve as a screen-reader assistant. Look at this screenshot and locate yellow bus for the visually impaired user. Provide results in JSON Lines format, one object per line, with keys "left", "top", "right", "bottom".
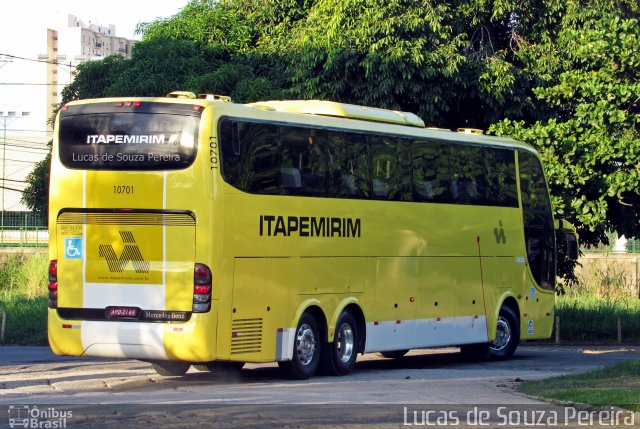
{"left": 48, "top": 93, "right": 578, "bottom": 379}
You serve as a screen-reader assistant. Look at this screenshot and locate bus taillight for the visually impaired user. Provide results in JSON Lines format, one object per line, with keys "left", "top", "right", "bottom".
{"left": 114, "top": 101, "right": 142, "bottom": 107}
{"left": 48, "top": 260, "right": 58, "bottom": 309}
{"left": 193, "top": 263, "right": 212, "bottom": 313}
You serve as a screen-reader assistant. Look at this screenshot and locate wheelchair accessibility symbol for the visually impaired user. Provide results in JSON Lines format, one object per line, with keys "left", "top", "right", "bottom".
{"left": 64, "top": 237, "right": 82, "bottom": 260}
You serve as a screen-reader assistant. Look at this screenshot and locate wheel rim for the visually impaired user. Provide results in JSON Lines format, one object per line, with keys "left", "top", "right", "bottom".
{"left": 295, "top": 323, "right": 316, "bottom": 366}
{"left": 490, "top": 315, "right": 511, "bottom": 352}
{"left": 336, "top": 322, "right": 354, "bottom": 363}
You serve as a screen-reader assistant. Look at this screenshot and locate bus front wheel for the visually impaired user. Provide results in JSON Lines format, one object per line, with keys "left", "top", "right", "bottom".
{"left": 151, "top": 360, "right": 190, "bottom": 376}
{"left": 489, "top": 306, "right": 520, "bottom": 360}
{"left": 278, "top": 312, "right": 322, "bottom": 379}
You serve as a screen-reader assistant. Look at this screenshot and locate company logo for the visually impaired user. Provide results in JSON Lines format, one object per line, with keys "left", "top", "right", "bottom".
{"left": 259, "top": 214, "right": 361, "bottom": 238}
{"left": 98, "top": 231, "right": 149, "bottom": 273}
{"left": 8, "top": 405, "right": 72, "bottom": 428}
{"left": 493, "top": 220, "right": 506, "bottom": 244}
{"left": 85, "top": 133, "right": 180, "bottom": 145}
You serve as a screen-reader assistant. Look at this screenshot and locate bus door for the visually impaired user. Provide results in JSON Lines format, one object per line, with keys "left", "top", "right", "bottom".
{"left": 518, "top": 151, "right": 556, "bottom": 335}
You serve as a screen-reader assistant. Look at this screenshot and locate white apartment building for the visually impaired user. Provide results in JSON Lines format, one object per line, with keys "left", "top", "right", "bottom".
{"left": 61, "top": 15, "right": 134, "bottom": 62}
{"left": 0, "top": 14, "right": 134, "bottom": 213}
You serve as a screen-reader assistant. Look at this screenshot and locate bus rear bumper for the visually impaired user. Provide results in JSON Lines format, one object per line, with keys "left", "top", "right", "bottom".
{"left": 48, "top": 304, "right": 218, "bottom": 362}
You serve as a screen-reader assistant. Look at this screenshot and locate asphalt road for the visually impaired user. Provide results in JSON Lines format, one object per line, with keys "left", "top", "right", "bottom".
{"left": 0, "top": 344, "right": 638, "bottom": 428}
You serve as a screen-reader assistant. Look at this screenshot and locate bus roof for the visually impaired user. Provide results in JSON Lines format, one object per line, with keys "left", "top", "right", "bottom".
{"left": 62, "top": 95, "right": 537, "bottom": 154}
{"left": 245, "top": 100, "right": 426, "bottom": 128}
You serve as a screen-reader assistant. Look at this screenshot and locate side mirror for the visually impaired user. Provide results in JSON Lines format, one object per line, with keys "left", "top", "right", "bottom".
{"left": 555, "top": 219, "right": 579, "bottom": 261}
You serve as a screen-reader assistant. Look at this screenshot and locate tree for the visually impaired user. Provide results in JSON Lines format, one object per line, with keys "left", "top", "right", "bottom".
{"left": 136, "top": 0, "right": 253, "bottom": 54}
{"left": 491, "top": 6, "right": 640, "bottom": 247}
{"left": 104, "top": 38, "right": 214, "bottom": 97}
{"left": 21, "top": 152, "right": 50, "bottom": 216}
{"left": 60, "top": 55, "right": 126, "bottom": 105}
{"left": 263, "top": 0, "right": 582, "bottom": 129}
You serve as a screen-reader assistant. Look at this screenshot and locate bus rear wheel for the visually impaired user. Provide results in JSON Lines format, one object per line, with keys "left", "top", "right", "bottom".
{"left": 320, "top": 310, "right": 359, "bottom": 376}
{"left": 489, "top": 306, "right": 519, "bottom": 360}
{"left": 278, "top": 312, "right": 322, "bottom": 379}
{"left": 151, "top": 360, "right": 190, "bottom": 376}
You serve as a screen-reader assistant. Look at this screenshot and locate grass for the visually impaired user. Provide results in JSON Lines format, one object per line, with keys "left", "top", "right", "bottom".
{"left": 555, "top": 295, "right": 640, "bottom": 342}
{"left": 520, "top": 360, "right": 640, "bottom": 411}
{"left": 0, "top": 252, "right": 49, "bottom": 345}
{"left": 555, "top": 259, "right": 640, "bottom": 342}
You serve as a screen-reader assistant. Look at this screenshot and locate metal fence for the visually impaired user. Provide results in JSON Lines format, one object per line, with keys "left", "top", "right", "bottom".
{"left": 580, "top": 231, "right": 640, "bottom": 254}
{"left": 0, "top": 211, "right": 48, "bottom": 247}
{"left": 626, "top": 239, "right": 640, "bottom": 254}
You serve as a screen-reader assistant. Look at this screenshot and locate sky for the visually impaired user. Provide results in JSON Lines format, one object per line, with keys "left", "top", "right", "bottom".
{"left": 2, "top": 0, "right": 191, "bottom": 40}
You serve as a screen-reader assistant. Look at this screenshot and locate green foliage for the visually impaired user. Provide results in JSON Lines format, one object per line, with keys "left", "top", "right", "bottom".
{"left": 556, "top": 295, "right": 640, "bottom": 341}
{"left": 277, "top": 0, "right": 497, "bottom": 126}
{"left": 61, "top": 55, "right": 126, "bottom": 104}
{"left": 0, "top": 253, "right": 48, "bottom": 345}
{"left": 104, "top": 38, "right": 213, "bottom": 97}
{"left": 491, "top": 9, "right": 640, "bottom": 246}
{"left": 556, "top": 260, "right": 640, "bottom": 340}
{"left": 520, "top": 360, "right": 640, "bottom": 411}
{"left": 136, "top": 0, "right": 253, "bottom": 53}
{"left": 21, "top": 152, "right": 50, "bottom": 216}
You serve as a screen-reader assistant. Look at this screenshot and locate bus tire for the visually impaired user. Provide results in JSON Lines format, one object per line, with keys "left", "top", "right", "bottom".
{"left": 489, "top": 306, "right": 520, "bottom": 360}
{"left": 151, "top": 361, "right": 190, "bottom": 376}
{"left": 320, "top": 311, "right": 359, "bottom": 376}
{"left": 379, "top": 349, "right": 409, "bottom": 359}
{"left": 278, "top": 312, "right": 321, "bottom": 380}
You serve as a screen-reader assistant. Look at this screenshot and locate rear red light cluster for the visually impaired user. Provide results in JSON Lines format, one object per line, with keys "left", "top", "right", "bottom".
{"left": 193, "top": 263, "right": 212, "bottom": 313}
{"left": 48, "top": 260, "right": 58, "bottom": 309}
{"left": 114, "top": 101, "right": 142, "bottom": 107}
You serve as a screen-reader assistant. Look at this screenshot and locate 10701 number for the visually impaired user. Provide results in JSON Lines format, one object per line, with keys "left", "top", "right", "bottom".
{"left": 113, "top": 185, "right": 134, "bottom": 194}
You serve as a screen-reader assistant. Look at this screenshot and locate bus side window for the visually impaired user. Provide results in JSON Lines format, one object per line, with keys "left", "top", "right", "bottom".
{"left": 369, "top": 136, "right": 411, "bottom": 201}
{"left": 396, "top": 139, "right": 413, "bottom": 201}
{"left": 413, "top": 141, "right": 451, "bottom": 203}
{"left": 449, "top": 144, "right": 485, "bottom": 205}
{"left": 279, "top": 126, "right": 327, "bottom": 197}
{"left": 327, "top": 132, "right": 354, "bottom": 197}
{"left": 484, "top": 148, "right": 518, "bottom": 207}
{"left": 219, "top": 120, "right": 280, "bottom": 194}
{"left": 219, "top": 120, "right": 240, "bottom": 185}
{"left": 327, "top": 131, "right": 370, "bottom": 199}
{"left": 370, "top": 135, "right": 392, "bottom": 199}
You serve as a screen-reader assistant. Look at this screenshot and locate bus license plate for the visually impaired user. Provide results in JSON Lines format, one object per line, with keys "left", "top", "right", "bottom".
{"left": 107, "top": 307, "right": 139, "bottom": 318}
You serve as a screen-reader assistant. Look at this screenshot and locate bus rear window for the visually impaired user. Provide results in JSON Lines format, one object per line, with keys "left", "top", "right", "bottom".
{"left": 59, "top": 113, "right": 199, "bottom": 170}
